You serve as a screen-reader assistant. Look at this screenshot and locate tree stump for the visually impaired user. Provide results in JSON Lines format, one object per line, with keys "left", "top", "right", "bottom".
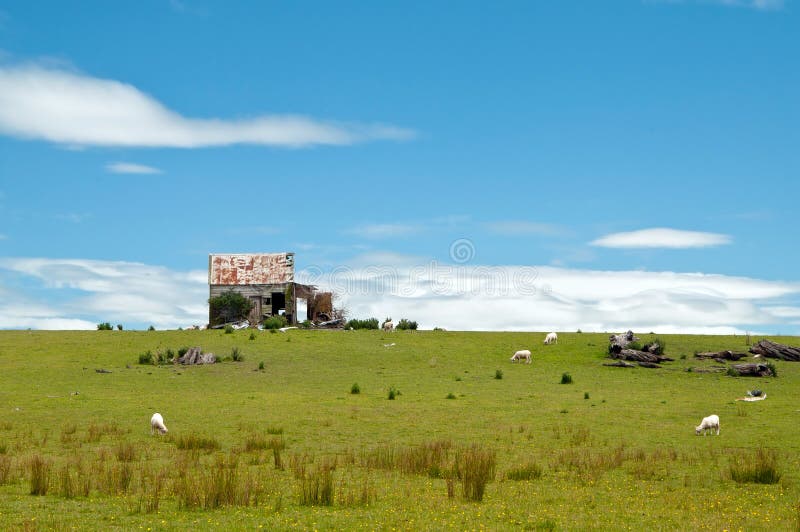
{"left": 728, "top": 363, "right": 774, "bottom": 377}
{"left": 749, "top": 339, "right": 800, "bottom": 361}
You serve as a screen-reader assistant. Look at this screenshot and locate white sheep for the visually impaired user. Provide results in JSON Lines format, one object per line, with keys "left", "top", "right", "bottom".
{"left": 695, "top": 414, "right": 720, "bottom": 436}
{"left": 510, "top": 350, "right": 532, "bottom": 364}
{"left": 544, "top": 332, "right": 558, "bottom": 345}
{"left": 383, "top": 320, "right": 394, "bottom": 332}
{"left": 150, "top": 412, "right": 168, "bottom": 435}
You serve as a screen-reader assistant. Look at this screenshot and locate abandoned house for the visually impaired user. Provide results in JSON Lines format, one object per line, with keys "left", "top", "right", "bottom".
{"left": 208, "top": 253, "right": 332, "bottom": 326}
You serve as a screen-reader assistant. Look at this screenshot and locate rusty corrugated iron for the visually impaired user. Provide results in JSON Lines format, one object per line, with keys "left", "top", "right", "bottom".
{"left": 209, "top": 253, "right": 295, "bottom": 285}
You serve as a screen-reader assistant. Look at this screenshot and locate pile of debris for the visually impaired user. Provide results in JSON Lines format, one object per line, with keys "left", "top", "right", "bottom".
{"left": 749, "top": 339, "right": 800, "bottom": 361}
{"left": 605, "top": 330, "right": 673, "bottom": 368}
{"left": 176, "top": 347, "right": 216, "bottom": 365}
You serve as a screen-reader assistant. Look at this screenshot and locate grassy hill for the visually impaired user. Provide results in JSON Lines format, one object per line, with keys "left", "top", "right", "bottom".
{"left": 0, "top": 329, "right": 798, "bottom": 530}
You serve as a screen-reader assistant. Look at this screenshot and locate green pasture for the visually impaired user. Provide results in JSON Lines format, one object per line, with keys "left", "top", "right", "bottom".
{"left": 0, "top": 329, "right": 798, "bottom": 530}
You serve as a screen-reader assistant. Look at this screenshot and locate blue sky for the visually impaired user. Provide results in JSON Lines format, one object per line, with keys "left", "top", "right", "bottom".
{"left": 1, "top": 0, "right": 798, "bottom": 332}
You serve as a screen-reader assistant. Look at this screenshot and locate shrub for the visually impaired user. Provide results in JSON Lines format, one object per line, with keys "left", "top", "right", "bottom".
{"left": 208, "top": 290, "right": 253, "bottom": 326}
{"left": 396, "top": 318, "right": 418, "bottom": 330}
{"left": 560, "top": 373, "right": 573, "bottom": 384}
{"left": 300, "top": 319, "right": 312, "bottom": 329}
{"left": 388, "top": 386, "right": 400, "bottom": 400}
{"left": 231, "top": 346, "right": 244, "bottom": 362}
{"left": 258, "top": 361, "right": 265, "bottom": 371}
{"left": 728, "top": 448, "right": 782, "bottom": 484}
{"left": 177, "top": 346, "right": 189, "bottom": 358}
{"left": 446, "top": 393, "right": 456, "bottom": 400}
{"left": 350, "top": 383, "right": 361, "bottom": 395}
{"left": 138, "top": 350, "right": 154, "bottom": 365}
{"left": 263, "top": 315, "right": 288, "bottom": 330}
{"left": 584, "top": 392, "right": 590, "bottom": 400}
{"left": 495, "top": 369, "right": 503, "bottom": 380}
{"left": 766, "top": 362, "right": 778, "bottom": 377}
{"left": 269, "top": 328, "right": 277, "bottom": 334}
{"left": 224, "top": 324, "right": 234, "bottom": 334}
{"left": 347, "top": 318, "right": 379, "bottom": 330}
{"left": 97, "top": 322, "right": 113, "bottom": 330}
{"left": 148, "top": 325, "right": 156, "bottom": 331}
{"left": 642, "top": 338, "right": 666, "bottom": 356}
{"left": 726, "top": 366, "right": 740, "bottom": 377}
{"left": 249, "top": 332, "right": 256, "bottom": 340}
{"left": 116, "top": 324, "right": 123, "bottom": 331}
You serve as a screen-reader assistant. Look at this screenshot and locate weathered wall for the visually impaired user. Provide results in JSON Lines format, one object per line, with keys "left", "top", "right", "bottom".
{"left": 208, "top": 253, "right": 294, "bottom": 285}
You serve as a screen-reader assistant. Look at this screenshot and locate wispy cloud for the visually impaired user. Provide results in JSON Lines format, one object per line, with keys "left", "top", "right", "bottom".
{"left": 2, "top": 255, "right": 799, "bottom": 333}
{"left": 106, "top": 162, "right": 162, "bottom": 174}
{"left": 0, "top": 65, "right": 415, "bottom": 148}
{"left": 484, "top": 220, "right": 565, "bottom": 237}
{"left": 346, "top": 223, "right": 421, "bottom": 239}
{"left": 590, "top": 228, "right": 732, "bottom": 249}
{"left": 646, "top": 0, "right": 784, "bottom": 10}
{"left": 0, "top": 258, "right": 207, "bottom": 330}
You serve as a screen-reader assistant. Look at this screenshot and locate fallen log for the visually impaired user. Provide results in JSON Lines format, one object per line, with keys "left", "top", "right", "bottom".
{"left": 749, "top": 339, "right": 800, "bottom": 361}
{"left": 603, "top": 360, "right": 636, "bottom": 368}
{"left": 728, "top": 363, "right": 774, "bottom": 377}
{"left": 695, "top": 351, "right": 748, "bottom": 362}
{"left": 611, "top": 349, "right": 673, "bottom": 364}
{"left": 637, "top": 361, "right": 661, "bottom": 369}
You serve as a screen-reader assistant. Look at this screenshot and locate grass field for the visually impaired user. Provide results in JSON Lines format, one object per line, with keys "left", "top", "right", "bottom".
{"left": 0, "top": 329, "right": 798, "bottom": 530}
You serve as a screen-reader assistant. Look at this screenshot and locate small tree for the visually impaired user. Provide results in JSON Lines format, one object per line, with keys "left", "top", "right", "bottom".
{"left": 396, "top": 319, "right": 418, "bottom": 330}
{"left": 208, "top": 290, "right": 253, "bottom": 326}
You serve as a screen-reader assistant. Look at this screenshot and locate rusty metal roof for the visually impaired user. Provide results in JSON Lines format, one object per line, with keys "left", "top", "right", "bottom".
{"left": 209, "top": 253, "right": 295, "bottom": 285}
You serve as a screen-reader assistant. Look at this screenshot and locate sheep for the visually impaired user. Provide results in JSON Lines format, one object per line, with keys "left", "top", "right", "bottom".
{"left": 383, "top": 320, "right": 394, "bottom": 332}
{"left": 544, "top": 332, "right": 558, "bottom": 345}
{"left": 150, "top": 412, "right": 168, "bottom": 435}
{"left": 695, "top": 414, "right": 719, "bottom": 436}
{"left": 510, "top": 350, "right": 532, "bottom": 364}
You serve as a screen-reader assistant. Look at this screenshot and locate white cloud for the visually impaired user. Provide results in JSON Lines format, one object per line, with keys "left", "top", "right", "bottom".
{"left": 590, "top": 228, "right": 732, "bottom": 249}
{"left": 484, "top": 221, "right": 565, "bottom": 236}
{"left": 0, "top": 258, "right": 208, "bottom": 330}
{"left": 300, "top": 259, "right": 800, "bottom": 333}
{"left": 106, "top": 162, "right": 162, "bottom": 174}
{"left": 2, "top": 255, "right": 799, "bottom": 334}
{"left": 0, "top": 65, "right": 415, "bottom": 148}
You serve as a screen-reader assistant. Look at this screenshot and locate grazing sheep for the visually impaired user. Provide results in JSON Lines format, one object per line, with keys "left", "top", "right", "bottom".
{"left": 510, "top": 350, "right": 532, "bottom": 364}
{"left": 695, "top": 414, "right": 720, "bottom": 436}
{"left": 544, "top": 332, "right": 558, "bottom": 345}
{"left": 383, "top": 320, "right": 394, "bottom": 332}
{"left": 150, "top": 412, "right": 168, "bottom": 435}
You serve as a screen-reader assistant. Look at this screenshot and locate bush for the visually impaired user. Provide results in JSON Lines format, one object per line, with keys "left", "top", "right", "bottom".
{"left": 494, "top": 369, "right": 503, "bottom": 380}
{"left": 148, "top": 325, "right": 156, "bottom": 331}
{"left": 29, "top": 455, "right": 50, "bottom": 495}
{"left": 224, "top": 324, "right": 234, "bottom": 334}
{"left": 396, "top": 319, "right": 418, "bottom": 330}
{"left": 766, "top": 362, "right": 778, "bottom": 377}
{"left": 560, "top": 372, "right": 573, "bottom": 384}
{"left": 231, "top": 347, "right": 244, "bottom": 362}
{"left": 388, "top": 386, "right": 400, "bottom": 400}
{"left": 263, "top": 315, "right": 288, "bottom": 330}
{"left": 446, "top": 393, "right": 457, "bottom": 400}
{"left": 116, "top": 324, "right": 123, "bottom": 331}
{"left": 97, "top": 322, "right": 113, "bottom": 330}
{"left": 347, "top": 318, "right": 379, "bottom": 330}
{"left": 642, "top": 338, "right": 666, "bottom": 356}
{"left": 138, "top": 350, "right": 154, "bottom": 365}
{"left": 350, "top": 383, "right": 361, "bottom": 395}
{"left": 300, "top": 319, "right": 312, "bottom": 329}
{"left": 208, "top": 290, "right": 253, "bottom": 326}
{"left": 249, "top": 332, "right": 256, "bottom": 341}
{"left": 258, "top": 361, "right": 265, "bottom": 371}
